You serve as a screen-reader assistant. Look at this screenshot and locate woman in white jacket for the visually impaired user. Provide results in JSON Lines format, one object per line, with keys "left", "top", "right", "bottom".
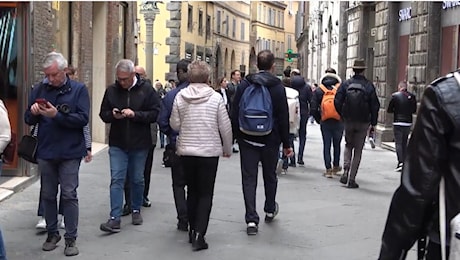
{"left": 170, "top": 60, "right": 232, "bottom": 251}
{"left": 0, "top": 99, "right": 11, "bottom": 175}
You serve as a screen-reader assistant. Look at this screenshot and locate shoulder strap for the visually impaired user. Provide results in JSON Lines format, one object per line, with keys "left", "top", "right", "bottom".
{"left": 319, "top": 84, "right": 329, "bottom": 93}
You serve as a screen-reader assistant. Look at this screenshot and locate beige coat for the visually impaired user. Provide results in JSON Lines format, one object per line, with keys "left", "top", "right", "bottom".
{"left": 170, "top": 83, "right": 232, "bottom": 157}
{"left": 0, "top": 100, "right": 11, "bottom": 153}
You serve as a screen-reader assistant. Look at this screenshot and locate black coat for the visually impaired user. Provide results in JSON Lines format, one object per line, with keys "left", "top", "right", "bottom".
{"left": 387, "top": 89, "right": 417, "bottom": 124}
{"left": 231, "top": 71, "right": 290, "bottom": 148}
{"left": 290, "top": 76, "right": 312, "bottom": 117}
{"left": 379, "top": 74, "right": 460, "bottom": 259}
{"left": 99, "top": 76, "right": 161, "bottom": 150}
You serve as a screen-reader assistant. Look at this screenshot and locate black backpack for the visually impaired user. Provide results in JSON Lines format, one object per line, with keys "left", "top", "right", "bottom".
{"left": 342, "top": 82, "right": 370, "bottom": 122}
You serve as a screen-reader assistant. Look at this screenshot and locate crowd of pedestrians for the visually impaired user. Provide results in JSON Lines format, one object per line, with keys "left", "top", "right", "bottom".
{"left": 1, "top": 48, "right": 458, "bottom": 259}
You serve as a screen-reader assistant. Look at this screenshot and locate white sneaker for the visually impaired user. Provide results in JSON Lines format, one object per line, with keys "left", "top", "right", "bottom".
{"left": 36, "top": 217, "right": 46, "bottom": 230}
{"left": 369, "top": 137, "right": 376, "bottom": 149}
{"left": 275, "top": 159, "right": 283, "bottom": 175}
{"left": 58, "top": 216, "right": 65, "bottom": 229}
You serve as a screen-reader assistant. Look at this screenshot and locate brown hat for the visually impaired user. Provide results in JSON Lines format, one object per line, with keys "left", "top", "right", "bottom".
{"left": 352, "top": 59, "right": 367, "bottom": 69}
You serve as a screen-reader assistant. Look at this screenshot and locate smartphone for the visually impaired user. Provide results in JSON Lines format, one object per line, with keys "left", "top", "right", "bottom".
{"left": 114, "top": 109, "right": 122, "bottom": 114}
{"left": 35, "top": 98, "right": 47, "bottom": 104}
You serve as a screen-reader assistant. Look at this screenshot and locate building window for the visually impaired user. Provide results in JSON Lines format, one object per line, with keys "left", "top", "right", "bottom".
{"left": 217, "top": 10, "right": 221, "bottom": 34}
{"left": 232, "top": 18, "right": 236, "bottom": 38}
{"left": 241, "top": 22, "right": 245, "bottom": 41}
{"left": 198, "top": 9, "right": 203, "bottom": 35}
{"left": 118, "top": 3, "right": 127, "bottom": 57}
{"left": 281, "top": 12, "right": 284, "bottom": 28}
{"left": 263, "top": 6, "right": 266, "bottom": 23}
{"left": 258, "top": 4, "right": 261, "bottom": 21}
{"left": 226, "top": 15, "right": 229, "bottom": 36}
{"left": 278, "top": 10, "right": 281, "bottom": 27}
{"left": 206, "top": 15, "right": 211, "bottom": 39}
{"left": 272, "top": 40, "right": 275, "bottom": 53}
{"left": 268, "top": 8, "right": 272, "bottom": 25}
{"left": 187, "top": 5, "right": 193, "bottom": 32}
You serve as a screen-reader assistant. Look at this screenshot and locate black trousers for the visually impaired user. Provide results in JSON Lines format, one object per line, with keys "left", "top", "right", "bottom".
{"left": 238, "top": 140, "right": 279, "bottom": 224}
{"left": 124, "top": 145, "right": 155, "bottom": 207}
{"left": 171, "top": 152, "right": 188, "bottom": 224}
{"left": 181, "top": 156, "right": 219, "bottom": 235}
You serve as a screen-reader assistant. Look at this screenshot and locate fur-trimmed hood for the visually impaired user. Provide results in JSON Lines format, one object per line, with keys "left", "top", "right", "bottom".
{"left": 320, "top": 73, "right": 342, "bottom": 87}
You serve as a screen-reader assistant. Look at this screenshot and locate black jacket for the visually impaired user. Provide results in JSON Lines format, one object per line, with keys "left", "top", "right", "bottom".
{"left": 387, "top": 89, "right": 417, "bottom": 124}
{"left": 231, "top": 71, "right": 290, "bottom": 148}
{"left": 290, "top": 76, "right": 312, "bottom": 117}
{"left": 334, "top": 74, "right": 380, "bottom": 126}
{"left": 379, "top": 73, "right": 460, "bottom": 259}
{"left": 99, "top": 76, "right": 161, "bottom": 150}
{"left": 310, "top": 73, "right": 342, "bottom": 124}
{"left": 216, "top": 88, "right": 232, "bottom": 114}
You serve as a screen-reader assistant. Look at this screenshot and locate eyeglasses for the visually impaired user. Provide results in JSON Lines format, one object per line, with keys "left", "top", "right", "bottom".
{"left": 116, "top": 77, "right": 131, "bottom": 82}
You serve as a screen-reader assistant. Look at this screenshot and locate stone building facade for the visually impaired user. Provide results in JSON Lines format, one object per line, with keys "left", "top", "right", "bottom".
{"left": 297, "top": 1, "right": 456, "bottom": 145}
{"left": 0, "top": 1, "right": 138, "bottom": 177}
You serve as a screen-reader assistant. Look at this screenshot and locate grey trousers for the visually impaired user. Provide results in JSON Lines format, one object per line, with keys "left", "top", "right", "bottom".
{"left": 343, "top": 121, "right": 370, "bottom": 180}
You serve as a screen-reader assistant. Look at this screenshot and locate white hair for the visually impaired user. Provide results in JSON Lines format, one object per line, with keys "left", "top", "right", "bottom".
{"left": 115, "top": 59, "right": 135, "bottom": 73}
{"left": 42, "top": 52, "right": 68, "bottom": 70}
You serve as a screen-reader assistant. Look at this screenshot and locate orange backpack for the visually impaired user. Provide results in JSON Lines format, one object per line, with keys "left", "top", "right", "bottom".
{"left": 319, "top": 83, "right": 341, "bottom": 121}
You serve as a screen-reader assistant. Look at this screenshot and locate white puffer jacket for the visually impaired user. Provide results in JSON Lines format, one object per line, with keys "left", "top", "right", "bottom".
{"left": 0, "top": 100, "right": 11, "bottom": 153}
{"left": 170, "top": 83, "right": 233, "bottom": 157}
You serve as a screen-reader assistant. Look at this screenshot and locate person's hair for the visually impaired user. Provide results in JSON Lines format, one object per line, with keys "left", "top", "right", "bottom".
{"left": 257, "top": 50, "right": 275, "bottom": 71}
{"left": 115, "top": 59, "right": 135, "bottom": 73}
{"left": 177, "top": 59, "right": 190, "bottom": 73}
{"left": 398, "top": 81, "right": 408, "bottom": 90}
{"left": 353, "top": 68, "right": 365, "bottom": 74}
{"left": 283, "top": 68, "right": 291, "bottom": 77}
{"left": 42, "top": 52, "right": 68, "bottom": 70}
{"left": 325, "top": 67, "right": 336, "bottom": 74}
{"left": 230, "top": 70, "right": 240, "bottom": 78}
{"left": 188, "top": 60, "right": 211, "bottom": 83}
{"left": 67, "top": 65, "right": 76, "bottom": 76}
{"left": 218, "top": 77, "right": 226, "bottom": 85}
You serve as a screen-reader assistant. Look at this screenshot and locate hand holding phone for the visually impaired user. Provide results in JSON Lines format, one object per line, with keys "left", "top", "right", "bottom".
{"left": 36, "top": 98, "right": 50, "bottom": 108}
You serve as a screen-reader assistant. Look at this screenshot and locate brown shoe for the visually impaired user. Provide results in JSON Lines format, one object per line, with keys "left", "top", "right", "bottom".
{"left": 323, "top": 168, "right": 333, "bottom": 178}
{"left": 332, "top": 166, "right": 342, "bottom": 175}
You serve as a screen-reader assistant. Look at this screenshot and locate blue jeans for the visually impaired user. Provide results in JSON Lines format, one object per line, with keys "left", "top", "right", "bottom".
{"left": 108, "top": 147, "right": 148, "bottom": 220}
{"left": 0, "top": 228, "right": 5, "bottom": 260}
{"left": 320, "top": 121, "right": 344, "bottom": 169}
{"left": 38, "top": 158, "right": 81, "bottom": 239}
{"left": 297, "top": 115, "right": 308, "bottom": 161}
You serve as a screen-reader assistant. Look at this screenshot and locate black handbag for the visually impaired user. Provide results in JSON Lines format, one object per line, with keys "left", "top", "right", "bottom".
{"left": 162, "top": 144, "right": 175, "bottom": 168}
{"left": 17, "top": 124, "right": 38, "bottom": 164}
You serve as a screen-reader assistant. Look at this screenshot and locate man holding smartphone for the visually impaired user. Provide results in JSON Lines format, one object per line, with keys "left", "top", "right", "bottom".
{"left": 99, "top": 59, "right": 160, "bottom": 233}
{"left": 24, "top": 52, "right": 90, "bottom": 256}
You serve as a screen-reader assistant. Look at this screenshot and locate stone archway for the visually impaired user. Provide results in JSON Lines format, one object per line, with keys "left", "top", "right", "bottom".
{"left": 230, "top": 50, "right": 236, "bottom": 71}
{"left": 215, "top": 45, "right": 222, "bottom": 83}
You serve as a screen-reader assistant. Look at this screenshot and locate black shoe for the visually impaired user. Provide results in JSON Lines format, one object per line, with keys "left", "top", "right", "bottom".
{"left": 246, "top": 222, "right": 258, "bottom": 235}
{"left": 42, "top": 232, "right": 61, "bottom": 251}
{"left": 347, "top": 180, "right": 359, "bottom": 189}
{"left": 297, "top": 160, "right": 304, "bottom": 166}
{"left": 64, "top": 238, "right": 79, "bottom": 256}
{"left": 288, "top": 162, "right": 296, "bottom": 167}
{"left": 232, "top": 148, "right": 239, "bottom": 153}
{"left": 177, "top": 221, "right": 188, "bottom": 231}
{"left": 100, "top": 218, "right": 121, "bottom": 233}
{"left": 339, "top": 174, "right": 348, "bottom": 185}
{"left": 132, "top": 211, "right": 143, "bottom": 225}
{"left": 192, "top": 232, "right": 209, "bottom": 251}
{"left": 122, "top": 204, "right": 131, "bottom": 216}
{"left": 265, "top": 202, "right": 279, "bottom": 223}
{"left": 188, "top": 230, "right": 195, "bottom": 243}
{"left": 143, "top": 197, "right": 152, "bottom": 207}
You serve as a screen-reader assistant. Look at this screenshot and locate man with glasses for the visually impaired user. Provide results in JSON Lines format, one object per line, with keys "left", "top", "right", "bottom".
{"left": 99, "top": 59, "right": 160, "bottom": 233}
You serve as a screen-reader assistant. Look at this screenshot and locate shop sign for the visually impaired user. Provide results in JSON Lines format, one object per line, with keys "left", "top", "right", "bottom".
{"left": 443, "top": 1, "right": 460, "bottom": 9}
{"left": 399, "top": 7, "right": 411, "bottom": 22}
